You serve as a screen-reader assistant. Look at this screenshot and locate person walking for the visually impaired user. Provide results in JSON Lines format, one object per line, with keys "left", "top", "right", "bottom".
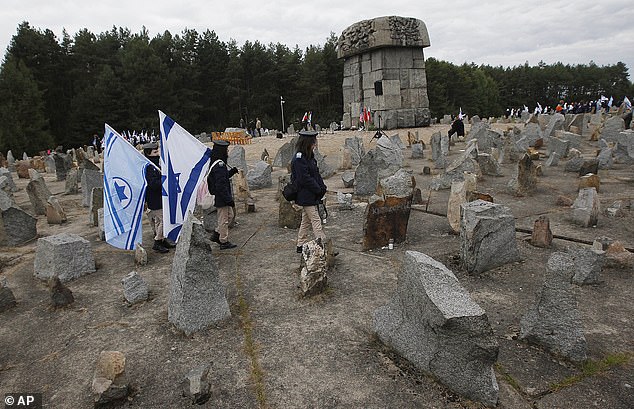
{"left": 143, "top": 142, "right": 176, "bottom": 253}
{"left": 255, "top": 117, "right": 262, "bottom": 137}
{"left": 207, "top": 140, "right": 239, "bottom": 249}
{"left": 291, "top": 130, "right": 327, "bottom": 253}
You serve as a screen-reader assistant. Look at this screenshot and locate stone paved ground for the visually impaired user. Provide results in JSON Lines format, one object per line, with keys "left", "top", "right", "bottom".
{"left": 0, "top": 123, "right": 632, "bottom": 408}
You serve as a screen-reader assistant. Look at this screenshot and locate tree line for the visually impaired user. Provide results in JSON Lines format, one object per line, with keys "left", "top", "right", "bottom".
{"left": 0, "top": 21, "right": 632, "bottom": 157}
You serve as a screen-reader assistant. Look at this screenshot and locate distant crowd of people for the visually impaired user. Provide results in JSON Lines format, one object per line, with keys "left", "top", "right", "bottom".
{"left": 505, "top": 96, "right": 632, "bottom": 119}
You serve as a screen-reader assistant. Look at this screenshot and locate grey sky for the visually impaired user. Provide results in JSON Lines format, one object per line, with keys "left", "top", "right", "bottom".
{"left": 2, "top": 0, "right": 633, "bottom": 78}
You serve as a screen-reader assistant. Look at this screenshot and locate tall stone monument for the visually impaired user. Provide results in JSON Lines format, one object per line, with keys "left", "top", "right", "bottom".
{"left": 338, "top": 16, "right": 431, "bottom": 130}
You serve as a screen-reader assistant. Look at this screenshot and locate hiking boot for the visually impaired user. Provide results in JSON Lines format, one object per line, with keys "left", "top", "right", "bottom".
{"left": 162, "top": 238, "right": 176, "bottom": 248}
{"left": 219, "top": 241, "right": 237, "bottom": 250}
{"left": 210, "top": 231, "right": 221, "bottom": 244}
{"left": 153, "top": 240, "right": 169, "bottom": 253}
{"left": 296, "top": 246, "right": 303, "bottom": 254}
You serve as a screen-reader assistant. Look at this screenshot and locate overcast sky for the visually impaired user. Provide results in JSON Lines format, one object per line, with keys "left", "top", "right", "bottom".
{"left": 2, "top": 0, "right": 633, "bottom": 79}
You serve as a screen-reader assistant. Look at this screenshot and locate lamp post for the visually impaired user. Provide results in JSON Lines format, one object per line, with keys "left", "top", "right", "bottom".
{"left": 280, "top": 96, "right": 285, "bottom": 134}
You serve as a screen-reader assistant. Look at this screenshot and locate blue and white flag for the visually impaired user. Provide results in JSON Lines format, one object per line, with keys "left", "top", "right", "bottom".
{"left": 103, "top": 123, "right": 155, "bottom": 250}
{"left": 159, "top": 111, "right": 212, "bottom": 242}
{"left": 624, "top": 96, "right": 632, "bottom": 110}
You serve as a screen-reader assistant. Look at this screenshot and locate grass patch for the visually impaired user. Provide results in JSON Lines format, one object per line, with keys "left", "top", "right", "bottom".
{"left": 550, "top": 352, "right": 632, "bottom": 392}
{"left": 494, "top": 363, "right": 522, "bottom": 393}
{"left": 235, "top": 258, "right": 268, "bottom": 408}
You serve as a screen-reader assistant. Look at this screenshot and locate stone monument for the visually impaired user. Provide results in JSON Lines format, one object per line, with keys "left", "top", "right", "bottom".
{"left": 338, "top": 16, "right": 431, "bottom": 129}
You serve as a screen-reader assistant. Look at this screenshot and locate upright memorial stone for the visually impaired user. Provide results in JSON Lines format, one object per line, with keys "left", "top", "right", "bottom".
{"left": 272, "top": 137, "right": 298, "bottom": 169}
{"left": 168, "top": 215, "right": 230, "bottom": 335}
{"left": 81, "top": 169, "right": 103, "bottom": 207}
{"left": 344, "top": 137, "right": 365, "bottom": 166}
{"left": 65, "top": 169, "right": 79, "bottom": 194}
{"left": 26, "top": 177, "right": 53, "bottom": 216}
{"left": 362, "top": 169, "right": 413, "bottom": 250}
{"left": 0, "top": 205, "right": 37, "bottom": 246}
{"left": 246, "top": 161, "right": 272, "bottom": 190}
{"left": 507, "top": 154, "right": 537, "bottom": 196}
{"left": 461, "top": 200, "right": 520, "bottom": 274}
{"left": 354, "top": 136, "right": 403, "bottom": 196}
{"left": 34, "top": 233, "right": 96, "bottom": 282}
{"left": 278, "top": 175, "right": 301, "bottom": 229}
{"left": 519, "top": 252, "right": 587, "bottom": 362}
{"left": 374, "top": 251, "right": 499, "bottom": 406}
{"left": 228, "top": 146, "right": 248, "bottom": 176}
{"left": 53, "top": 153, "right": 69, "bottom": 181}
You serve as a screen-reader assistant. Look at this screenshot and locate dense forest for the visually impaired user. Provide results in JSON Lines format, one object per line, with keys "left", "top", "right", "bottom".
{"left": 0, "top": 22, "right": 632, "bottom": 156}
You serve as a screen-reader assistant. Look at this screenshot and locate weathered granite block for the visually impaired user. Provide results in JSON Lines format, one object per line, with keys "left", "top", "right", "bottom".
{"left": 571, "top": 187, "right": 599, "bottom": 227}
{"left": 568, "top": 246, "right": 604, "bottom": 285}
{"left": 0, "top": 206, "right": 37, "bottom": 246}
{"left": 34, "top": 233, "right": 96, "bottom": 282}
{"left": 374, "top": 251, "right": 499, "bottom": 406}
{"left": 461, "top": 200, "right": 520, "bottom": 274}
{"left": 519, "top": 252, "right": 587, "bottom": 363}
{"left": 121, "top": 271, "right": 149, "bottom": 304}
{"left": 246, "top": 161, "right": 272, "bottom": 190}
{"left": 168, "top": 215, "right": 230, "bottom": 335}
{"left": 81, "top": 169, "right": 103, "bottom": 207}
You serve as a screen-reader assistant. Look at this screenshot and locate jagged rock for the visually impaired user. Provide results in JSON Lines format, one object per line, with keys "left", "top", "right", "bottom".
{"left": 461, "top": 200, "right": 520, "bottom": 274}
{"left": 507, "top": 154, "right": 537, "bottom": 196}
{"left": 341, "top": 170, "right": 355, "bottom": 188}
{"left": 314, "top": 149, "right": 335, "bottom": 179}
{"left": 578, "top": 159, "right": 599, "bottom": 176}
{"left": 363, "top": 170, "right": 413, "bottom": 250}
{"left": 168, "top": 214, "right": 230, "bottom": 335}
{"left": 34, "top": 233, "right": 96, "bottom": 282}
{"left": 519, "top": 252, "right": 587, "bottom": 363}
{"left": 121, "top": 271, "right": 149, "bottom": 304}
{"left": 272, "top": 137, "right": 298, "bottom": 168}
{"left": 571, "top": 187, "right": 599, "bottom": 227}
{"left": 578, "top": 173, "right": 600, "bottom": 192}
{"left": 299, "top": 238, "right": 333, "bottom": 296}
{"left": 447, "top": 173, "right": 477, "bottom": 233}
{"left": 0, "top": 277, "right": 17, "bottom": 312}
{"left": 476, "top": 153, "right": 502, "bottom": 176}
{"left": 49, "top": 277, "right": 74, "bottom": 308}
{"left": 64, "top": 169, "right": 79, "bottom": 194}
{"left": 92, "top": 351, "right": 130, "bottom": 407}
{"left": 81, "top": 169, "right": 103, "bottom": 207}
{"left": 531, "top": 215, "right": 553, "bottom": 248}
{"left": 344, "top": 136, "right": 365, "bottom": 166}
{"left": 46, "top": 196, "right": 67, "bottom": 224}
{"left": 568, "top": 246, "right": 604, "bottom": 285}
{"left": 411, "top": 142, "right": 424, "bottom": 158}
{"left": 544, "top": 152, "right": 560, "bottom": 167}
{"left": 181, "top": 363, "right": 212, "bottom": 405}
{"left": 246, "top": 161, "right": 272, "bottom": 190}
{"left": 354, "top": 136, "right": 403, "bottom": 195}
{"left": 0, "top": 206, "right": 37, "bottom": 246}
{"left": 227, "top": 146, "right": 248, "bottom": 176}
{"left": 374, "top": 251, "right": 499, "bottom": 406}
{"left": 336, "top": 191, "right": 354, "bottom": 210}
{"left": 278, "top": 175, "right": 301, "bottom": 229}
{"left": 135, "top": 244, "right": 148, "bottom": 265}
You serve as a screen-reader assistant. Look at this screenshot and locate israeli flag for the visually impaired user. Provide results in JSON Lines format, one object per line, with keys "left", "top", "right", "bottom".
{"left": 159, "top": 111, "right": 212, "bottom": 242}
{"left": 103, "top": 124, "right": 155, "bottom": 250}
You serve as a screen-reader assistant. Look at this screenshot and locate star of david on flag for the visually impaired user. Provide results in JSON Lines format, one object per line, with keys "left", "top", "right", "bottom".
{"left": 158, "top": 110, "right": 212, "bottom": 242}
{"left": 103, "top": 123, "right": 157, "bottom": 250}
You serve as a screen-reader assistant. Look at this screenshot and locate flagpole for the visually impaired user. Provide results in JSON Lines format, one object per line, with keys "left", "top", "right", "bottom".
{"left": 280, "top": 96, "right": 285, "bottom": 134}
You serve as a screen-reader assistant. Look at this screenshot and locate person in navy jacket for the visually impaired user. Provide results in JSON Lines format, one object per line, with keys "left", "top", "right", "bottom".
{"left": 143, "top": 142, "right": 176, "bottom": 253}
{"left": 291, "top": 130, "right": 327, "bottom": 253}
{"left": 207, "top": 140, "right": 239, "bottom": 249}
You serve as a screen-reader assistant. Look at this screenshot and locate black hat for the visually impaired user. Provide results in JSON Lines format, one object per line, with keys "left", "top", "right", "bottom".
{"left": 298, "top": 130, "right": 318, "bottom": 138}
{"left": 213, "top": 140, "right": 230, "bottom": 147}
{"left": 142, "top": 142, "right": 158, "bottom": 149}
